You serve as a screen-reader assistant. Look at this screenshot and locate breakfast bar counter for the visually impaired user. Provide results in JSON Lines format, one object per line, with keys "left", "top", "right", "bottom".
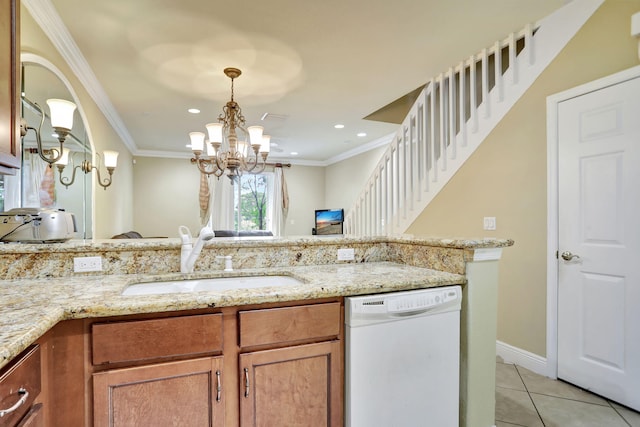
{"left": 0, "top": 235, "right": 513, "bottom": 426}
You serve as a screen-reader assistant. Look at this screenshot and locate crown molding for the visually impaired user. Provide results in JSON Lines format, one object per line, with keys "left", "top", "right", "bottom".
{"left": 22, "top": 0, "right": 137, "bottom": 154}
{"left": 133, "top": 150, "right": 328, "bottom": 167}
{"left": 324, "top": 132, "right": 394, "bottom": 165}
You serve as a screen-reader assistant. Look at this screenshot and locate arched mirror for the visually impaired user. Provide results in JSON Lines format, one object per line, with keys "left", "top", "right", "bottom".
{"left": 4, "top": 55, "right": 94, "bottom": 239}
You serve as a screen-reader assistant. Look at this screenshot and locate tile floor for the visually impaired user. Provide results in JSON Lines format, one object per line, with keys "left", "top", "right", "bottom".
{"left": 495, "top": 360, "right": 640, "bottom": 427}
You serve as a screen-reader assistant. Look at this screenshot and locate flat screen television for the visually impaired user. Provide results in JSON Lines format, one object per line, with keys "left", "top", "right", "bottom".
{"left": 315, "top": 209, "right": 344, "bottom": 235}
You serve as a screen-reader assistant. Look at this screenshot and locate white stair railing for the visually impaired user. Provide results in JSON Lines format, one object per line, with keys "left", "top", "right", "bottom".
{"left": 344, "top": 0, "right": 604, "bottom": 236}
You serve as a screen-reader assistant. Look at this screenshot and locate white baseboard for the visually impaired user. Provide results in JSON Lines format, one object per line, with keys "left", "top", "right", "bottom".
{"left": 496, "top": 340, "right": 550, "bottom": 377}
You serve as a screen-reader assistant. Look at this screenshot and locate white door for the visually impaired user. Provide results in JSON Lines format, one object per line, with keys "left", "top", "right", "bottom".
{"left": 557, "top": 75, "right": 640, "bottom": 410}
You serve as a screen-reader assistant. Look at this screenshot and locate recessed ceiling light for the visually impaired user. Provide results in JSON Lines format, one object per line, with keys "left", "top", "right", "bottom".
{"left": 357, "top": 132, "right": 367, "bottom": 137}
{"left": 188, "top": 108, "right": 201, "bottom": 114}
{"left": 334, "top": 124, "right": 345, "bottom": 129}
{"left": 290, "top": 151, "right": 299, "bottom": 156}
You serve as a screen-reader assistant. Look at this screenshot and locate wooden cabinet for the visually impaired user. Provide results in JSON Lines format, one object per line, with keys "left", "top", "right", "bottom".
{"left": 0, "top": 346, "right": 41, "bottom": 427}
{"left": 93, "top": 357, "right": 224, "bottom": 427}
{"left": 0, "top": 0, "right": 21, "bottom": 174}
{"left": 35, "top": 298, "right": 343, "bottom": 427}
{"left": 91, "top": 314, "right": 224, "bottom": 427}
{"left": 238, "top": 302, "right": 343, "bottom": 427}
{"left": 239, "top": 341, "right": 342, "bottom": 427}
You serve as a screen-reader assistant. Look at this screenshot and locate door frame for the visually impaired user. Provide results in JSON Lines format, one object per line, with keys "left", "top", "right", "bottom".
{"left": 545, "top": 65, "right": 640, "bottom": 379}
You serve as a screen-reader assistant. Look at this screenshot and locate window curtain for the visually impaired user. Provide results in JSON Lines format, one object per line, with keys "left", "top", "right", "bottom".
{"left": 210, "top": 176, "right": 234, "bottom": 230}
{"left": 271, "top": 166, "right": 289, "bottom": 237}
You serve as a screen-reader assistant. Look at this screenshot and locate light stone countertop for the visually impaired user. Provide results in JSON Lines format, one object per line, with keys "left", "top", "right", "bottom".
{"left": 0, "top": 261, "right": 465, "bottom": 370}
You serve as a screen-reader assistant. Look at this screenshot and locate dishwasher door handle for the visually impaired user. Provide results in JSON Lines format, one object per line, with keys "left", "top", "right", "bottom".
{"left": 388, "top": 307, "right": 432, "bottom": 317}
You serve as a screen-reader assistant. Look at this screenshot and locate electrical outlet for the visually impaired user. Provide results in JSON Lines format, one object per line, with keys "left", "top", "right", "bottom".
{"left": 483, "top": 217, "right": 496, "bottom": 231}
{"left": 74, "top": 256, "right": 102, "bottom": 272}
{"left": 337, "top": 248, "right": 355, "bottom": 261}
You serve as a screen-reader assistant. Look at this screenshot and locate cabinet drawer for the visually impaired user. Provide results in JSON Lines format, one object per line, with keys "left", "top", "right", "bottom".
{"left": 0, "top": 345, "right": 41, "bottom": 427}
{"left": 92, "top": 314, "right": 223, "bottom": 365}
{"left": 239, "top": 302, "right": 341, "bottom": 348}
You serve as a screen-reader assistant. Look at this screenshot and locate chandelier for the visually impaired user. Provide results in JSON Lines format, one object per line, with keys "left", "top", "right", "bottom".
{"left": 189, "top": 67, "right": 270, "bottom": 180}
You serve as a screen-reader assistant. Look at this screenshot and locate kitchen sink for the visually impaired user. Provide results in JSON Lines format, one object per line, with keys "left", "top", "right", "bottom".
{"left": 121, "top": 275, "right": 304, "bottom": 296}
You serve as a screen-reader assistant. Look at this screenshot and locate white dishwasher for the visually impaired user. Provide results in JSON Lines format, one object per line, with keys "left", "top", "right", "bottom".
{"left": 345, "top": 286, "right": 461, "bottom": 427}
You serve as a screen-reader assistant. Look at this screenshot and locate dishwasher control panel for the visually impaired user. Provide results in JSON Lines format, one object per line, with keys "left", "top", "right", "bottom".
{"left": 387, "top": 288, "right": 459, "bottom": 314}
{"left": 346, "top": 286, "right": 462, "bottom": 325}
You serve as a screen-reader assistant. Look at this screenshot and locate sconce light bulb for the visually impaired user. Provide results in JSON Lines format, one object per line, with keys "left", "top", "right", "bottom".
{"left": 46, "top": 98, "right": 76, "bottom": 131}
{"left": 54, "top": 147, "right": 71, "bottom": 166}
{"left": 103, "top": 150, "right": 119, "bottom": 168}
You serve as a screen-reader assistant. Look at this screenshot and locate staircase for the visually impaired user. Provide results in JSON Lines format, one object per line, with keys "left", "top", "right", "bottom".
{"left": 344, "top": 0, "right": 604, "bottom": 236}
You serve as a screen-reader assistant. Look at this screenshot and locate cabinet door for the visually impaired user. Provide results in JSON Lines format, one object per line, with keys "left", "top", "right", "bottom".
{"left": 0, "top": 0, "right": 21, "bottom": 173}
{"left": 239, "top": 341, "right": 342, "bottom": 427}
{"left": 93, "top": 357, "right": 224, "bottom": 427}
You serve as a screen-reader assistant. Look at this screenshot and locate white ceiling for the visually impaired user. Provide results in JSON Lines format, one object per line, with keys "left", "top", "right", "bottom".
{"left": 40, "top": 0, "right": 566, "bottom": 164}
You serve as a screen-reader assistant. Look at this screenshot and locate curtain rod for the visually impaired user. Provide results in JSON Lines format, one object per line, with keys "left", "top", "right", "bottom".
{"left": 266, "top": 162, "right": 292, "bottom": 168}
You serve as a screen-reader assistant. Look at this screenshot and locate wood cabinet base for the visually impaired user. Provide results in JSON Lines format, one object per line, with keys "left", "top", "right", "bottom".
{"left": 93, "top": 357, "right": 224, "bottom": 427}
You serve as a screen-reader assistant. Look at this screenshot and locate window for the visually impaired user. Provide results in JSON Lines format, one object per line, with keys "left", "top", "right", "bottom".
{"left": 233, "top": 173, "right": 274, "bottom": 232}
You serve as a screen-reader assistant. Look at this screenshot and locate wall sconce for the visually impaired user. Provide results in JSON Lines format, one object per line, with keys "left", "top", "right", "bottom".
{"left": 20, "top": 98, "right": 77, "bottom": 164}
{"left": 55, "top": 148, "right": 119, "bottom": 190}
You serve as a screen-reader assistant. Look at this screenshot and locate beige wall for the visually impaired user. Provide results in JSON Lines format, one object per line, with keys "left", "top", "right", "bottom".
{"left": 132, "top": 157, "right": 200, "bottom": 237}
{"left": 325, "top": 146, "right": 387, "bottom": 212}
{"left": 284, "top": 164, "right": 325, "bottom": 235}
{"left": 407, "top": 0, "right": 640, "bottom": 357}
{"left": 132, "top": 157, "right": 326, "bottom": 237}
{"left": 20, "top": 7, "right": 134, "bottom": 238}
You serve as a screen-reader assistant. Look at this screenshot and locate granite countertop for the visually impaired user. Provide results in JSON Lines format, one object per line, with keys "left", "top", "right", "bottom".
{"left": 0, "top": 261, "right": 465, "bottom": 370}
{"left": 0, "top": 235, "right": 515, "bottom": 253}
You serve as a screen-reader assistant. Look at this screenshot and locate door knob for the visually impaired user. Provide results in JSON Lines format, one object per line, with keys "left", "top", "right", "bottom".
{"left": 561, "top": 251, "right": 580, "bottom": 261}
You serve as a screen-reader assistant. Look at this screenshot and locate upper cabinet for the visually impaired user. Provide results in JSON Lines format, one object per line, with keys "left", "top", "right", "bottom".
{"left": 0, "top": 0, "right": 20, "bottom": 174}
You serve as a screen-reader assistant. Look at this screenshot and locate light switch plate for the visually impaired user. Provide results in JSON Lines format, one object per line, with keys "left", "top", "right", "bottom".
{"left": 483, "top": 217, "right": 496, "bottom": 231}
{"left": 337, "top": 248, "right": 355, "bottom": 261}
{"left": 74, "top": 256, "right": 103, "bottom": 272}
